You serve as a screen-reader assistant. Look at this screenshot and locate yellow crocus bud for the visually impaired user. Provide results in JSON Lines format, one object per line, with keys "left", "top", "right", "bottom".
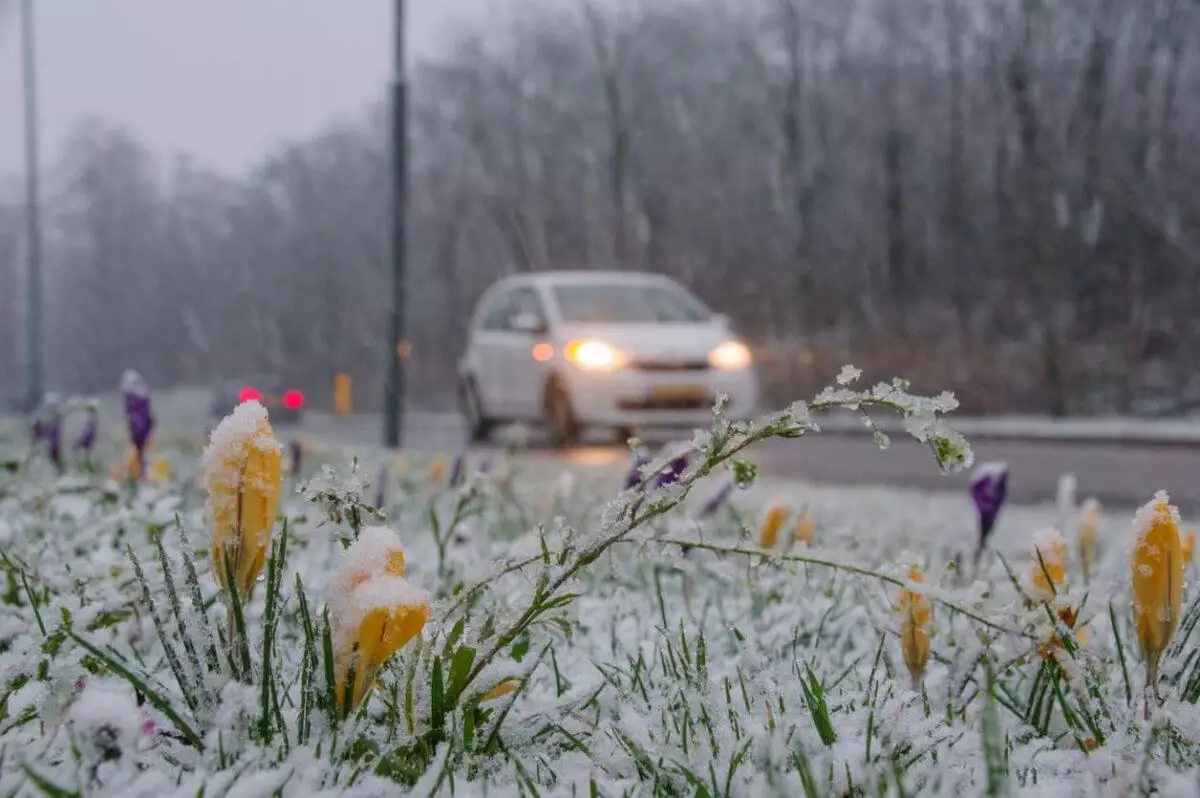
{"left": 1132, "top": 491, "right": 1183, "bottom": 687}
{"left": 1078, "top": 498, "right": 1100, "bottom": 584}
{"left": 792, "top": 508, "right": 815, "bottom": 545}
{"left": 494, "top": 463, "right": 514, "bottom": 492}
{"left": 331, "top": 528, "right": 429, "bottom": 715}
{"left": 1183, "top": 529, "right": 1196, "bottom": 564}
{"left": 481, "top": 678, "right": 521, "bottom": 703}
{"left": 428, "top": 457, "right": 447, "bottom": 485}
{"left": 149, "top": 457, "right": 171, "bottom": 486}
{"left": 330, "top": 526, "right": 406, "bottom": 595}
{"left": 758, "top": 504, "right": 790, "bottom": 550}
{"left": 111, "top": 446, "right": 139, "bottom": 483}
{"left": 1030, "top": 527, "right": 1068, "bottom": 601}
{"left": 335, "top": 592, "right": 428, "bottom": 715}
{"left": 1038, "top": 604, "right": 1086, "bottom": 659}
{"left": 896, "top": 566, "right": 931, "bottom": 690}
{"left": 199, "top": 401, "right": 282, "bottom": 602}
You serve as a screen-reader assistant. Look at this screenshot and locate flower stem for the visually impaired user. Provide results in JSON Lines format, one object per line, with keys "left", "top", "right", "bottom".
{"left": 656, "top": 537, "right": 1030, "bottom": 639}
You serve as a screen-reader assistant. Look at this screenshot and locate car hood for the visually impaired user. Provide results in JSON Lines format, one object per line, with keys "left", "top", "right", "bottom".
{"left": 555, "top": 322, "right": 734, "bottom": 361}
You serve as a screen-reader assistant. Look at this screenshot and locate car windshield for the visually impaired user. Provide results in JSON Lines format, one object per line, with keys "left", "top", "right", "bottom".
{"left": 552, "top": 283, "right": 712, "bottom": 324}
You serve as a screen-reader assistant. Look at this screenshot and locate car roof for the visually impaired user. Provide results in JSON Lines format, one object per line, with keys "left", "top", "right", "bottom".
{"left": 489, "top": 270, "right": 681, "bottom": 292}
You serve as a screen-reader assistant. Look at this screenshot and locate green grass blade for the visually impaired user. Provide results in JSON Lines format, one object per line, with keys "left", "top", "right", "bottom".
{"left": 322, "top": 609, "right": 337, "bottom": 725}
{"left": 20, "top": 764, "right": 80, "bottom": 798}
{"left": 981, "top": 657, "right": 1008, "bottom": 796}
{"left": 800, "top": 665, "right": 837, "bottom": 746}
{"left": 222, "top": 551, "right": 251, "bottom": 680}
{"left": 153, "top": 529, "right": 207, "bottom": 706}
{"left": 1109, "top": 602, "right": 1132, "bottom": 707}
{"left": 67, "top": 631, "right": 203, "bottom": 749}
{"left": 176, "top": 516, "right": 220, "bottom": 672}
{"left": 128, "top": 544, "right": 198, "bottom": 713}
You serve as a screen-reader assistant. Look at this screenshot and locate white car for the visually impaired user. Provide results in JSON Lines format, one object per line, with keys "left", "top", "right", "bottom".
{"left": 458, "top": 271, "right": 760, "bottom": 446}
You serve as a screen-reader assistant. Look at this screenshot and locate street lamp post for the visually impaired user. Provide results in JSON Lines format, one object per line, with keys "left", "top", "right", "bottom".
{"left": 21, "top": 0, "right": 44, "bottom": 412}
{"left": 383, "top": 0, "right": 408, "bottom": 448}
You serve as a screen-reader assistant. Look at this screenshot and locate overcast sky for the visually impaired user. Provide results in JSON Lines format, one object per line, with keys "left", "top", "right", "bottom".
{"left": 0, "top": 0, "right": 499, "bottom": 175}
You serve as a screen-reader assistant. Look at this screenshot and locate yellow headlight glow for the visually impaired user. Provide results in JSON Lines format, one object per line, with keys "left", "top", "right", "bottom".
{"left": 708, "top": 341, "right": 752, "bottom": 370}
{"left": 565, "top": 340, "right": 630, "bottom": 371}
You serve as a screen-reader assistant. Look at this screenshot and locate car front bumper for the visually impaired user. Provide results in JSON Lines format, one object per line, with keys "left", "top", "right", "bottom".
{"left": 561, "top": 366, "right": 760, "bottom": 428}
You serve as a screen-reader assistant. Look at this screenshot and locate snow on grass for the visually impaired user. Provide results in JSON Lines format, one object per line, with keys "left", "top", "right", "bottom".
{"left": 1, "top": 378, "right": 1199, "bottom": 796}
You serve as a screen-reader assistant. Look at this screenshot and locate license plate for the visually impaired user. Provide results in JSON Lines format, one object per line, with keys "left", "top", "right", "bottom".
{"left": 650, "top": 385, "right": 707, "bottom": 402}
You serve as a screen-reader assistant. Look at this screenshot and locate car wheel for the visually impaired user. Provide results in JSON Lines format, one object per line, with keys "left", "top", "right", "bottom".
{"left": 545, "top": 380, "right": 582, "bottom": 448}
{"left": 459, "top": 376, "right": 495, "bottom": 444}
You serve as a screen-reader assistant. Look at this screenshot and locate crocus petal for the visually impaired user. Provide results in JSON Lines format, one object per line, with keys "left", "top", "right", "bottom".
{"left": 374, "top": 462, "right": 389, "bottom": 510}
{"left": 655, "top": 456, "right": 689, "bottom": 487}
{"left": 698, "top": 479, "right": 733, "bottom": 517}
{"left": 200, "top": 402, "right": 282, "bottom": 601}
{"left": 897, "top": 566, "right": 932, "bottom": 689}
{"left": 481, "top": 679, "right": 521, "bottom": 703}
{"left": 970, "top": 462, "right": 1009, "bottom": 559}
{"left": 289, "top": 440, "right": 303, "bottom": 477}
{"left": 758, "top": 504, "right": 789, "bottom": 550}
{"left": 624, "top": 451, "right": 651, "bottom": 490}
{"left": 1132, "top": 492, "right": 1183, "bottom": 669}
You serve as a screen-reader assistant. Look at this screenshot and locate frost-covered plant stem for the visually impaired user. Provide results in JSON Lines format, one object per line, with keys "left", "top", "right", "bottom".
{"left": 429, "top": 486, "right": 485, "bottom": 581}
{"left": 443, "top": 374, "right": 972, "bottom": 708}
{"left": 657, "top": 537, "right": 1028, "bottom": 639}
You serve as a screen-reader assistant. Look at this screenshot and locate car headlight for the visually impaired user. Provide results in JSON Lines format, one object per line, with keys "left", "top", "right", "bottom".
{"left": 708, "top": 341, "right": 753, "bottom": 370}
{"left": 565, "top": 340, "right": 629, "bottom": 371}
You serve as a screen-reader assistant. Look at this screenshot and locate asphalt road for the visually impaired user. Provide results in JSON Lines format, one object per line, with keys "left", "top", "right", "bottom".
{"left": 293, "top": 411, "right": 1200, "bottom": 511}
{"left": 20, "top": 389, "right": 1188, "bottom": 510}
{"left": 751, "top": 434, "right": 1200, "bottom": 510}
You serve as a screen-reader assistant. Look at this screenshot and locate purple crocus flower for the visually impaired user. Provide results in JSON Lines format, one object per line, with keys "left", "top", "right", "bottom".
{"left": 449, "top": 453, "right": 466, "bottom": 488}
{"left": 970, "top": 461, "right": 1009, "bottom": 564}
{"left": 374, "top": 461, "right": 389, "bottom": 510}
{"left": 698, "top": 478, "right": 734, "bottom": 518}
{"left": 623, "top": 450, "right": 651, "bottom": 490}
{"left": 121, "top": 371, "right": 155, "bottom": 480}
{"left": 289, "top": 439, "right": 303, "bottom": 477}
{"left": 74, "top": 405, "right": 98, "bottom": 455}
{"left": 31, "top": 394, "right": 64, "bottom": 473}
{"left": 44, "top": 415, "right": 63, "bottom": 473}
{"left": 654, "top": 455, "right": 689, "bottom": 488}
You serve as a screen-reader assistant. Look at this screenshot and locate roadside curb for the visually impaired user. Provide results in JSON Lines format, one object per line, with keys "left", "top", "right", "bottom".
{"left": 814, "top": 413, "right": 1200, "bottom": 449}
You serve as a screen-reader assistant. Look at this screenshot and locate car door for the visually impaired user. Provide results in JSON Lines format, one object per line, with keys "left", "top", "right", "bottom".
{"left": 469, "top": 290, "right": 516, "bottom": 416}
{"left": 501, "top": 287, "right": 551, "bottom": 419}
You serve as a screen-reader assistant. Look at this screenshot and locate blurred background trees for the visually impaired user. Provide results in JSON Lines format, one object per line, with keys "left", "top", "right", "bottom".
{"left": 2, "top": 0, "right": 1198, "bottom": 415}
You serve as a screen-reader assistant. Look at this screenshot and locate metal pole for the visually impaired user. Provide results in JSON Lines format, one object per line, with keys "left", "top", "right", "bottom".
{"left": 384, "top": 0, "right": 407, "bottom": 448}
{"left": 21, "top": 0, "right": 44, "bottom": 412}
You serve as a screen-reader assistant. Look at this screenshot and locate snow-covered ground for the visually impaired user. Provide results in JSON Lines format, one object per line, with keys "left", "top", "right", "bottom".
{"left": 1, "top": 378, "right": 1199, "bottom": 796}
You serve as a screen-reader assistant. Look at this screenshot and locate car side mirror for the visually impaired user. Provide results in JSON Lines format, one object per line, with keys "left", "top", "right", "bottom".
{"left": 511, "top": 313, "right": 546, "bottom": 335}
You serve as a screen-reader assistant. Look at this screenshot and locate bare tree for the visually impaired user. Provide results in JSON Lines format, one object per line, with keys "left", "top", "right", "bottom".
{"left": 9, "top": 0, "right": 1199, "bottom": 415}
